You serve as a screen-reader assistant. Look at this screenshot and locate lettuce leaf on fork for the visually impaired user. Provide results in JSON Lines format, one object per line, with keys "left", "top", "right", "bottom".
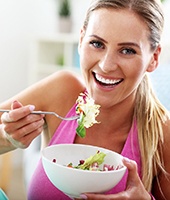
{"left": 76, "top": 93, "right": 100, "bottom": 138}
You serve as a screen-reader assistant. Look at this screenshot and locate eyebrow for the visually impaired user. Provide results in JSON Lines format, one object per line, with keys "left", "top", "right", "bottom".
{"left": 88, "top": 34, "right": 108, "bottom": 43}
{"left": 88, "top": 34, "right": 140, "bottom": 49}
{"left": 118, "top": 42, "right": 140, "bottom": 49}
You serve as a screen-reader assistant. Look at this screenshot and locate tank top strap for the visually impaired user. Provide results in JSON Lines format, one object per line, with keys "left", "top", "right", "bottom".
{"left": 121, "top": 120, "right": 142, "bottom": 177}
{"left": 48, "top": 103, "right": 78, "bottom": 146}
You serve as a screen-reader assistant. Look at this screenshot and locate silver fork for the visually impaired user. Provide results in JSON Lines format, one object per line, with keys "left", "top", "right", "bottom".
{"left": 0, "top": 109, "right": 79, "bottom": 121}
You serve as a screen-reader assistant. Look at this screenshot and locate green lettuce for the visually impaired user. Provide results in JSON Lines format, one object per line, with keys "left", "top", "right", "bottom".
{"left": 77, "top": 151, "right": 106, "bottom": 170}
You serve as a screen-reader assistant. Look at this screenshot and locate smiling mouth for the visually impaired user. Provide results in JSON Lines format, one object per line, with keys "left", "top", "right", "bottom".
{"left": 93, "top": 72, "right": 123, "bottom": 87}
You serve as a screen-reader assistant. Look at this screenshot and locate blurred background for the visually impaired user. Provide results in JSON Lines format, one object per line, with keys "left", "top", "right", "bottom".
{"left": 0, "top": 0, "right": 169, "bottom": 199}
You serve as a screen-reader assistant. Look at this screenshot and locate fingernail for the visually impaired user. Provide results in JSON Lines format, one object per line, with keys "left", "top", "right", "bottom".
{"left": 29, "top": 105, "right": 35, "bottom": 111}
{"left": 123, "top": 157, "right": 131, "bottom": 163}
{"left": 80, "top": 194, "right": 87, "bottom": 199}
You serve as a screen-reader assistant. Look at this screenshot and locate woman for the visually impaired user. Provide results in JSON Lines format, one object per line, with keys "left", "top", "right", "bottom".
{"left": 0, "top": 0, "right": 170, "bottom": 199}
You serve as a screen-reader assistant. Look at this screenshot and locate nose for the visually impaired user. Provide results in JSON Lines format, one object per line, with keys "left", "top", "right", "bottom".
{"left": 99, "top": 52, "right": 118, "bottom": 73}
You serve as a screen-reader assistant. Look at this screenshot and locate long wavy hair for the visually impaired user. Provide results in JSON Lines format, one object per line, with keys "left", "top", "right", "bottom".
{"left": 82, "top": 0, "right": 169, "bottom": 192}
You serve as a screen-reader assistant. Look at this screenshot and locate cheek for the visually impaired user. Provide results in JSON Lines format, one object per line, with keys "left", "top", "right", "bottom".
{"left": 79, "top": 46, "right": 93, "bottom": 71}
{"left": 126, "top": 56, "right": 147, "bottom": 76}
{"left": 131, "top": 69, "right": 147, "bottom": 92}
{"left": 123, "top": 60, "right": 147, "bottom": 86}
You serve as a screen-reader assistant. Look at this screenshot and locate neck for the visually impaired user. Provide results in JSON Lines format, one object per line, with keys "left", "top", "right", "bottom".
{"left": 97, "top": 98, "right": 135, "bottom": 134}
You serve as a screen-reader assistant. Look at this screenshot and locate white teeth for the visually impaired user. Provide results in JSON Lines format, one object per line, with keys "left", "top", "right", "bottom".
{"left": 95, "top": 74, "right": 121, "bottom": 84}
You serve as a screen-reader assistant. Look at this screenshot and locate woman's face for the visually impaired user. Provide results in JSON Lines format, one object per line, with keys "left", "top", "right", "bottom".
{"left": 79, "top": 8, "right": 160, "bottom": 108}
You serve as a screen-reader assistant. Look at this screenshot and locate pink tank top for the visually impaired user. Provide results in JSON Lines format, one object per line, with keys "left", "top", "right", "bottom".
{"left": 27, "top": 104, "right": 141, "bottom": 200}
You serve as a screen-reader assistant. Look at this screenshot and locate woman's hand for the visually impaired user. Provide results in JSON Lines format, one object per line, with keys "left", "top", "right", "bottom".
{"left": 78, "top": 158, "right": 152, "bottom": 200}
{"left": 1, "top": 100, "right": 45, "bottom": 149}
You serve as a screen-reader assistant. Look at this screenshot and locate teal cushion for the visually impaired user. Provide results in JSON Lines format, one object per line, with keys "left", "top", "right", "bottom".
{"left": 0, "top": 189, "right": 9, "bottom": 200}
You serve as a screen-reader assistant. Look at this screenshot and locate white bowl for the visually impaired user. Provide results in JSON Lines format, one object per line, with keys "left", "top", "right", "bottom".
{"left": 42, "top": 144, "right": 127, "bottom": 199}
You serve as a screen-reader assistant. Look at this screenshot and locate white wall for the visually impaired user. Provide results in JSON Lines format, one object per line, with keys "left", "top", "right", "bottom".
{"left": 0, "top": 0, "right": 91, "bottom": 103}
{"left": 70, "top": 0, "right": 91, "bottom": 32}
{"left": 160, "top": 1, "right": 170, "bottom": 65}
{"left": 162, "top": 1, "right": 170, "bottom": 44}
{"left": 0, "top": 0, "right": 56, "bottom": 102}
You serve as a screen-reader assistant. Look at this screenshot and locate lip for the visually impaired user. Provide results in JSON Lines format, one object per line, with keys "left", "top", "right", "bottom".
{"left": 92, "top": 72, "right": 123, "bottom": 90}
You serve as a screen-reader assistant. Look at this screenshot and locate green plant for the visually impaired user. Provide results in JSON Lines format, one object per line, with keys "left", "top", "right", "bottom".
{"left": 59, "top": 0, "right": 71, "bottom": 17}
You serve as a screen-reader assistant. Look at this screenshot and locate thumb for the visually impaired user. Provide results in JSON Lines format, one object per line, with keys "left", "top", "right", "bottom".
{"left": 11, "top": 100, "right": 23, "bottom": 110}
{"left": 122, "top": 157, "right": 141, "bottom": 189}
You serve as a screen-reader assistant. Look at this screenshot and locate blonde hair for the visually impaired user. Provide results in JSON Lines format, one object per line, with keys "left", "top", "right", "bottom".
{"left": 83, "top": 0, "right": 169, "bottom": 191}
{"left": 135, "top": 74, "right": 169, "bottom": 191}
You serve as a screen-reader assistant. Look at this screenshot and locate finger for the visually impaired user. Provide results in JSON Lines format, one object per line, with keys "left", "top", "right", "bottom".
{"left": 4, "top": 112, "right": 45, "bottom": 133}
{"left": 2, "top": 117, "right": 44, "bottom": 148}
{"left": 122, "top": 158, "right": 140, "bottom": 188}
{"left": 19, "top": 125, "right": 44, "bottom": 147}
{"left": 12, "top": 105, "right": 35, "bottom": 120}
{"left": 1, "top": 100, "right": 24, "bottom": 122}
{"left": 11, "top": 100, "right": 23, "bottom": 110}
{"left": 1, "top": 112, "right": 13, "bottom": 122}
{"left": 121, "top": 159, "right": 152, "bottom": 200}
{"left": 0, "top": 101, "right": 23, "bottom": 123}
{"left": 11, "top": 118, "right": 45, "bottom": 139}
{"left": 80, "top": 192, "right": 127, "bottom": 200}
{"left": 1, "top": 104, "right": 36, "bottom": 124}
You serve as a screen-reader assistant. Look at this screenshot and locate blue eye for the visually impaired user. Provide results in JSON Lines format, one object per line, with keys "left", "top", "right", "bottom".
{"left": 90, "top": 40, "right": 104, "bottom": 49}
{"left": 121, "top": 48, "right": 136, "bottom": 55}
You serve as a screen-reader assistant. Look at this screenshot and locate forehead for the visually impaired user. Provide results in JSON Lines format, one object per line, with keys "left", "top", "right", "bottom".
{"left": 86, "top": 8, "right": 149, "bottom": 42}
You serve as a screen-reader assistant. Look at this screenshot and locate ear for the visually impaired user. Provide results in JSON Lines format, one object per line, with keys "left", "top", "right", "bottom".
{"left": 78, "top": 27, "right": 85, "bottom": 54}
{"left": 146, "top": 45, "right": 161, "bottom": 72}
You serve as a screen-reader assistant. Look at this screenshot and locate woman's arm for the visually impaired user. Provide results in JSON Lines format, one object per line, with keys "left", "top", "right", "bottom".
{"left": 0, "top": 70, "right": 84, "bottom": 154}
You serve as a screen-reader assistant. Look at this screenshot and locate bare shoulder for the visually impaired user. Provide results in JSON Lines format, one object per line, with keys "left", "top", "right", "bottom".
{"left": 36, "top": 70, "right": 85, "bottom": 110}
{"left": 49, "top": 69, "right": 84, "bottom": 90}
{"left": 42, "top": 70, "right": 85, "bottom": 98}
{"left": 0, "top": 70, "right": 85, "bottom": 112}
